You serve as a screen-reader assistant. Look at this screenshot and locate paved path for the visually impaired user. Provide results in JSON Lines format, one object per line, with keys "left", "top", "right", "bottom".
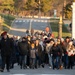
{"left": 0, "top": 64, "right": 75, "bottom": 75}
{"left": 9, "top": 18, "right": 52, "bottom": 36}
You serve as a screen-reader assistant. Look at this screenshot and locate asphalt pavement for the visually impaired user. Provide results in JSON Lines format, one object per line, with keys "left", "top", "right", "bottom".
{"left": 0, "top": 64, "right": 75, "bottom": 75}
{"left": 9, "top": 18, "right": 52, "bottom": 36}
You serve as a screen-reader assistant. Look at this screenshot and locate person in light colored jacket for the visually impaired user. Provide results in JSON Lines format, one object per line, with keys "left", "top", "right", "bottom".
{"left": 46, "top": 39, "right": 54, "bottom": 68}
{"left": 67, "top": 41, "right": 74, "bottom": 69}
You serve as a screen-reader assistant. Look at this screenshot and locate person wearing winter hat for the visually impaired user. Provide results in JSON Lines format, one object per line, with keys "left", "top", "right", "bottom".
{"left": 0, "top": 31, "right": 14, "bottom": 72}
{"left": 18, "top": 37, "right": 29, "bottom": 69}
{"left": 1, "top": 31, "right": 7, "bottom": 37}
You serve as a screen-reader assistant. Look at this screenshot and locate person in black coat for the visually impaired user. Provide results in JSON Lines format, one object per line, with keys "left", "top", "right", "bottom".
{"left": 0, "top": 32, "right": 14, "bottom": 72}
{"left": 50, "top": 41, "right": 62, "bottom": 69}
{"left": 10, "top": 37, "right": 17, "bottom": 69}
{"left": 18, "top": 37, "right": 29, "bottom": 69}
{"left": 35, "top": 39, "right": 43, "bottom": 68}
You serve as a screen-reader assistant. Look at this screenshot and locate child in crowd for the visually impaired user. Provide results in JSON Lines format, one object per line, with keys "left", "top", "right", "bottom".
{"left": 30, "top": 42, "right": 36, "bottom": 69}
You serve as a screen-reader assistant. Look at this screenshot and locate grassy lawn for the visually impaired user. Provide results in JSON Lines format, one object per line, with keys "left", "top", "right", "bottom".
{"left": 0, "top": 14, "right": 15, "bottom": 26}
{"left": 2, "top": 25, "right": 9, "bottom": 32}
{"left": 50, "top": 21, "right": 71, "bottom": 38}
{"left": 0, "top": 14, "right": 15, "bottom": 32}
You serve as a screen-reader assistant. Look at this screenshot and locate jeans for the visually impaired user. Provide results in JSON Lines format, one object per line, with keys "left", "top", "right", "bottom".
{"left": 63, "top": 54, "right": 68, "bottom": 69}
{"left": 52, "top": 56, "right": 60, "bottom": 69}
{"left": 48, "top": 54, "right": 52, "bottom": 67}
{"left": 35, "top": 55, "right": 41, "bottom": 67}
{"left": 19, "top": 55, "right": 27, "bottom": 68}
{"left": 30, "top": 58, "right": 35, "bottom": 68}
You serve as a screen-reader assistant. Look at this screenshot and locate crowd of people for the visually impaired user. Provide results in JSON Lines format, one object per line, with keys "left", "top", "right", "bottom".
{"left": 0, "top": 31, "right": 75, "bottom": 72}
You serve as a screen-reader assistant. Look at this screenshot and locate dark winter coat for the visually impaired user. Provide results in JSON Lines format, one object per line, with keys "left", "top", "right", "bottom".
{"left": 0, "top": 37, "right": 13, "bottom": 56}
{"left": 50, "top": 45, "right": 62, "bottom": 57}
{"left": 18, "top": 41, "right": 29, "bottom": 55}
{"left": 35, "top": 44, "right": 42, "bottom": 58}
{"left": 60, "top": 42, "right": 67, "bottom": 54}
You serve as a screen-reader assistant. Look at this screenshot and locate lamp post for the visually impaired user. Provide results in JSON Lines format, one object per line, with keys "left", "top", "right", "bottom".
{"left": 58, "top": 15, "right": 63, "bottom": 38}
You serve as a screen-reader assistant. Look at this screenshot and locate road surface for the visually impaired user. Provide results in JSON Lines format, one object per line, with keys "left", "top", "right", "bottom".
{"left": 9, "top": 18, "right": 52, "bottom": 36}
{"left": 0, "top": 64, "right": 75, "bottom": 75}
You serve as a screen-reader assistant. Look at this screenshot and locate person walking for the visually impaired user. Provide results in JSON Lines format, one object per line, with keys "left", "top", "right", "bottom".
{"left": 0, "top": 31, "right": 14, "bottom": 72}
{"left": 48, "top": 39, "right": 54, "bottom": 68}
{"left": 35, "top": 39, "right": 42, "bottom": 68}
{"left": 30, "top": 42, "right": 36, "bottom": 69}
{"left": 18, "top": 37, "right": 29, "bottom": 69}
{"left": 50, "top": 41, "right": 61, "bottom": 70}
{"left": 67, "top": 41, "right": 74, "bottom": 69}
